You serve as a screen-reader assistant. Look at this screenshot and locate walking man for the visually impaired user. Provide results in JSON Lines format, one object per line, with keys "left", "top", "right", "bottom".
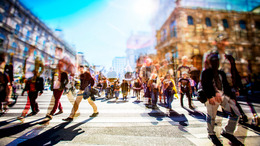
{"left": 63, "top": 65, "right": 98, "bottom": 121}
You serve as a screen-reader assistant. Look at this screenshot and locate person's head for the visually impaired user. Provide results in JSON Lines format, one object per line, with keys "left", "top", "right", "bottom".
{"left": 182, "top": 71, "right": 188, "bottom": 78}
{"left": 208, "top": 52, "right": 220, "bottom": 70}
{"left": 165, "top": 73, "right": 171, "bottom": 79}
{"left": 79, "top": 65, "right": 84, "bottom": 73}
{"left": 215, "top": 34, "right": 229, "bottom": 53}
{"left": 181, "top": 56, "right": 188, "bottom": 65}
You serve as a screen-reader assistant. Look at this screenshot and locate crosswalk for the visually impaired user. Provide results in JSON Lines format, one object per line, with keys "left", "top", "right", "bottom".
{"left": 0, "top": 90, "right": 259, "bottom": 145}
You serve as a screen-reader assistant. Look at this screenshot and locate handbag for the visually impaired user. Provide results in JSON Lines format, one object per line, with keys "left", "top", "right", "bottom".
{"left": 197, "top": 89, "right": 207, "bottom": 103}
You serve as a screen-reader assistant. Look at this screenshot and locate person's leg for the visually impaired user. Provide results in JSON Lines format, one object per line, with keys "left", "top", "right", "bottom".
{"left": 50, "top": 89, "right": 63, "bottom": 115}
{"left": 28, "top": 92, "right": 36, "bottom": 113}
{"left": 206, "top": 101, "right": 219, "bottom": 135}
{"left": 221, "top": 96, "right": 240, "bottom": 135}
{"left": 180, "top": 93, "right": 184, "bottom": 107}
{"left": 69, "top": 90, "right": 84, "bottom": 118}
{"left": 87, "top": 97, "right": 98, "bottom": 113}
{"left": 186, "top": 92, "right": 193, "bottom": 108}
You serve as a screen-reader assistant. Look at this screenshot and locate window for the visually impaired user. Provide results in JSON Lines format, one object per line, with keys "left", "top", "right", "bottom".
{"left": 188, "top": 16, "right": 194, "bottom": 25}
{"left": 12, "top": 42, "right": 17, "bottom": 48}
{"left": 239, "top": 20, "right": 246, "bottom": 29}
{"left": 0, "top": 13, "right": 3, "bottom": 22}
{"left": 26, "top": 31, "right": 30, "bottom": 41}
{"left": 15, "top": 24, "right": 20, "bottom": 35}
{"left": 256, "top": 21, "right": 260, "bottom": 30}
{"left": 170, "top": 20, "right": 177, "bottom": 37}
{"left": 35, "top": 36, "right": 39, "bottom": 44}
{"left": 23, "top": 47, "right": 28, "bottom": 57}
{"left": 205, "top": 17, "right": 212, "bottom": 27}
{"left": 222, "top": 19, "right": 229, "bottom": 28}
{"left": 161, "top": 29, "right": 167, "bottom": 41}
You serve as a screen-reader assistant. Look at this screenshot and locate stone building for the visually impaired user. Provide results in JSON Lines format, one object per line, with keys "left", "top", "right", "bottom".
{"left": 155, "top": 1, "right": 260, "bottom": 78}
{"left": 0, "top": 0, "right": 76, "bottom": 79}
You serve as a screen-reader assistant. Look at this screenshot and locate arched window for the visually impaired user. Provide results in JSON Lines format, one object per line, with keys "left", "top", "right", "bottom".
{"left": 15, "top": 24, "right": 20, "bottom": 35}
{"left": 205, "top": 17, "right": 212, "bottom": 27}
{"left": 187, "top": 16, "right": 194, "bottom": 25}
{"left": 26, "top": 31, "right": 30, "bottom": 41}
{"left": 222, "top": 19, "right": 229, "bottom": 28}
{"left": 170, "top": 20, "right": 177, "bottom": 37}
{"left": 239, "top": 20, "right": 246, "bottom": 29}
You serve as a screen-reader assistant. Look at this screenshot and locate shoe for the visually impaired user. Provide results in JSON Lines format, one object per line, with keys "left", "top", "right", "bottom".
{"left": 89, "top": 112, "right": 99, "bottom": 117}
{"left": 62, "top": 117, "right": 73, "bottom": 122}
{"left": 208, "top": 135, "right": 223, "bottom": 146}
{"left": 27, "top": 112, "right": 36, "bottom": 116}
{"left": 221, "top": 131, "right": 244, "bottom": 146}
{"left": 46, "top": 114, "right": 53, "bottom": 120}
{"left": 55, "top": 110, "right": 63, "bottom": 115}
{"left": 17, "top": 116, "right": 24, "bottom": 120}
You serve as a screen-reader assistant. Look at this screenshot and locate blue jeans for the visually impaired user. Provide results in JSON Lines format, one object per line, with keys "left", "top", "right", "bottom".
{"left": 166, "top": 94, "right": 173, "bottom": 109}
{"left": 115, "top": 91, "right": 119, "bottom": 98}
{"left": 151, "top": 91, "right": 158, "bottom": 105}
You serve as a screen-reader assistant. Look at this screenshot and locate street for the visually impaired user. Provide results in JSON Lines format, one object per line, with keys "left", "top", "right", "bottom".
{"left": 0, "top": 90, "right": 260, "bottom": 145}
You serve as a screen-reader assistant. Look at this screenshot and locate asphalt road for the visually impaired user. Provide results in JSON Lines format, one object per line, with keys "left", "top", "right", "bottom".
{"left": 0, "top": 90, "right": 259, "bottom": 145}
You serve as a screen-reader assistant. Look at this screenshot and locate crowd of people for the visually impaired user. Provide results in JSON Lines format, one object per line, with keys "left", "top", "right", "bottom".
{"left": 1, "top": 34, "right": 259, "bottom": 146}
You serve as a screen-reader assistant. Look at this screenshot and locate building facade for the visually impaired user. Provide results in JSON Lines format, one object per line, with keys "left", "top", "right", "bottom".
{"left": 155, "top": 1, "right": 260, "bottom": 77}
{"left": 112, "top": 57, "right": 127, "bottom": 80}
{"left": 0, "top": 0, "right": 76, "bottom": 79}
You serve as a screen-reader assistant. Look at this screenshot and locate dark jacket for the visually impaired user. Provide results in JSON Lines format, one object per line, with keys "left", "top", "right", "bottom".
{"left": 80, "top": 72, "right": 94, "bottom": 90}
{"left": 121, "top": 82, "right": 129, "bottom": 92}
{"left": 25, "top": 77, "right": 44, "bottom": 93}
{"left": 0, "top": 72, "right": 10, "bottom": 101}
{"left": 50, "top": 71, "right": 69, "bottom": 91}
{"left": 201, "top": 68, "right": 234, "bottom": 100}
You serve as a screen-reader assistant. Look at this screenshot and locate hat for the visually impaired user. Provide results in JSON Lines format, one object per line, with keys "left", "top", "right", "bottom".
{"left": 215, "top": 34, "right": 229, "bottom": 42}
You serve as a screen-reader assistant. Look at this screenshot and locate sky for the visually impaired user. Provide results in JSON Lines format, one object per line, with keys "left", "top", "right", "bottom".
{"left": 19, "top": 0, "right": 159, "bottom": 69}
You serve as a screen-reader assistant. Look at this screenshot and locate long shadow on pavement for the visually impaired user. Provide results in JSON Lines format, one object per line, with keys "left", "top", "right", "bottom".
{"left": 18, "top": 118, "right": 94, "bottom": 146}
{"left": 0, "top": 117, "right": 45, "bottom": 139}
{"left": 0, "top": 117, "right": 18, "bottom": 127}
{"left": 183, "top": 107, "right": 206, "bottom": 122}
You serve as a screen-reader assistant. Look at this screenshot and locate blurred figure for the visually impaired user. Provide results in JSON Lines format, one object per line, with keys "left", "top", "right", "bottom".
{"left": 24, "top": 69, "right": 44, "bottom": 116}
{"left": 133, "top": 78, "right": 142, "bottom": 101}
{"left": 121, "top": 79, "right": 129, "bottom": 100}
{"left": 114, "top": 81, "right": 120, "bottom": 101}
{"left": 177, "top": 56, "right": 191, "bottom": 79}
{"left": 178, "top": 71, "right": 194, "bottom": 109}
{"left": 46, "top": 60, "right": 68, "bottom": 119}
{"left": 201, "top": 52, "right": 243, "bottom": 146}
{"left": 0, "top": 53, "right": 11, "bottom": 114}
{"left": 163, "top": 74, "right": 177, "bottom": 111}
{"left": 63, "top": 65, "right": 98, "bottom": 121}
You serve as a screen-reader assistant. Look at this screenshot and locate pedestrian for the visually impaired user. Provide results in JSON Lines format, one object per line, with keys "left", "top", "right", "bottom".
{"left": 203, "top": 34, "right": 248, "bottom": 123}
{"left": 201, "top": 52, "right": 243, "bottom": 146}
{"left": 178, "top": 71, "right": 194, "bottom": 109}
{"left": 0, "top": 53, "right": 11, "bottom": 114}
{"left": 24, "top": 69, "right": 44, "bottom": 116}
{"left": 63, "top": 65, "right": 98, "bottom": 121}
{"left": 133, "top": 78, "right": 142, "bottom": 101}
{"left": 163, "top": 74, "right": 177, "bottom": 111}
{"left": 114, "top": 81, "right": 120, "bottom": 101}
{"left": 177, "top": 56, "right": 191, "bottom": 79}
{"left": 46, "top": 62, "right": 69, "bottom": 119}
{"left": 121, "top": 79, "right": 129, "bottom": 100}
